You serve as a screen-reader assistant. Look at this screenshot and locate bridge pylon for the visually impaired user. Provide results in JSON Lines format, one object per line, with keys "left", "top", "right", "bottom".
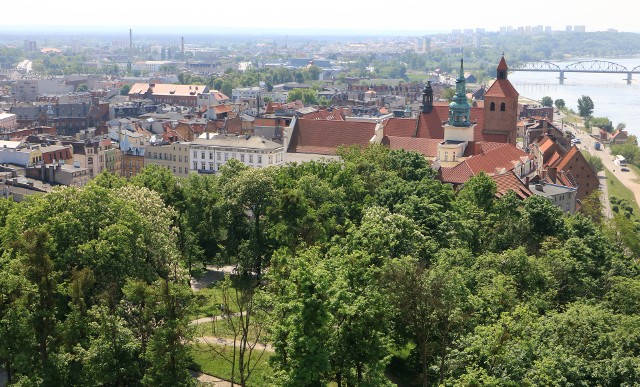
{"left": 559, "top": 71, "right": 564, "bottom": 85}
{"left": 627, "top": 72, "right": 632, "bottom": 85}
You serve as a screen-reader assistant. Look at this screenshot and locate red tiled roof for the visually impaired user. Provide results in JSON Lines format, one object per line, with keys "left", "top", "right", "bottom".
{"left": 416, "top": 106, "right": 447, "bottom": 138}
{"left": 303, "top": 110, "right": 346, "bottom": 121}
{"left": 382, "top": 136, "right": 440, "bottom": 157}
{"left": 440, "top": 143, "right": 527, "bottom": 184}
{"left": 213, "top": 105, "right": 233, "bottom": 114}
{"left": 552, "top": 145, "right": 580, "bottom": 171}
{"left": 492, "top": 171, "right": 533, "bottom": 200}
{"left": 288, "top": 119, "right": 376, "bottom": 155}
{"left": 497, "top": 56, "right": 508, "bottom": 71}
{"left": 484, "top": 78, "right": 519, "bottom": 99}
{"left": 384, "top": 117, "right": 417, "bottom": 137}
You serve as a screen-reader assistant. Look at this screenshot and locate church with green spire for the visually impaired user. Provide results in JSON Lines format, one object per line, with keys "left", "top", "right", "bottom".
{"left": 448, "top": 58, "right": 471, "bottom": 127}
{"left": 436, "top": 57, "right": 476, "bottom": 164}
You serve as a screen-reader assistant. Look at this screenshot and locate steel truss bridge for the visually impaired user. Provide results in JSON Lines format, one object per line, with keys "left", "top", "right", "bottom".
{"left": 510, "top": 60, "right": 640, "bottom": 84}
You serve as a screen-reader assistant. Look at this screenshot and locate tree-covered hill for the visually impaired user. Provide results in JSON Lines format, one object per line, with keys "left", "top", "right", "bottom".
{"left": 1, "top": 145, "right": 639, "bottom": 386}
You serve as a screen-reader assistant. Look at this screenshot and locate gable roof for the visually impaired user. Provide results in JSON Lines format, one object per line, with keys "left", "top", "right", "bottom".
{"left": 382, "top": 136, "right": 440, "bottom": 157}
{"left": 492, "top": 170, "right": 533, "bottom": 200}
{"left": 484, "top": 78, "right": 519, "bottom": 99}
{"left": 287, "top": 119, "right": 376, "bottom": 155}
{"left": 440, "top": 143, "right": 527, "bottom": 184}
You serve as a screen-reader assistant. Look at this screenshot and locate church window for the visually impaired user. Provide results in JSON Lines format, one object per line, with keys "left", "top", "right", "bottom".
{"left": 500, "top": 102, "right": 506, "bottom": 111}
{"left": 490, "top": 102, "right": 495, "bottom": 111}
{"left": 444, "top": 151, "right": 449, "bottom": 161}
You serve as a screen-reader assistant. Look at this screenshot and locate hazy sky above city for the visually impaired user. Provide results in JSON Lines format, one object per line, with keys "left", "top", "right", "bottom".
{"left": 3, "top": 0, "right": 636, "bottom": 34}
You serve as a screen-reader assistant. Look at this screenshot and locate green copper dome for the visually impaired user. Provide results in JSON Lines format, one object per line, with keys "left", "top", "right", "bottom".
{"left": 448, "top": 58, "right": 471, "bottom": 127}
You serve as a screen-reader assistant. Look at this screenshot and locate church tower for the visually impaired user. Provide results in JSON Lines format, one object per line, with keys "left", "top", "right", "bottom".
{"left": 448, "top": 58, "right": 471, "bottom": 127}
{"left": 438, "top": 58, "right": 475, "bottom": 164}
{"left": 421, "top": 81, "right": 433, "bottom": 113}
{"left": 482, "top": 56, "right": 519, "bottom": 145}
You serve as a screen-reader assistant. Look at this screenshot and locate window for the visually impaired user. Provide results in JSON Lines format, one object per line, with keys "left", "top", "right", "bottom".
{"left": 269, "top": 155, "right": 273, "bottom": 164}
{"left": 232, "top": 153, "right": 236, "bottom": 159}
{"left": 249, "top": 154, "right": 253, "bottom": 163}
{"left": 452, "top": 152, "right": 456, "bottom": 161}
{"left": 179, "top": 167, "right": 182, "bottom": 174}
{"left": 209, "top": 152, "right": 213, "bottom": 160}
{"left": 444, "top": 151, "right": 448, "bottom": 161}
{"left": 490, "top": 102, "right": 495, "bottom": 111}
{"left": 193, "top": 162, "right": 197, "bottom": 169}
{"left": 240, "top": 154, "right": 245, "bottom": 162}
{"left": 217, "top": 153, "right": 221, "bottom": 161}
{"left": 173, "top": 166, "right": 176, "bottom": 173}
{"left": 225, "top": 153, "right": 229, "bottom": 161}
{"left": 258, "top": 155, "right": 262, "bottom": 164}
{"left": 500, "top": 102, "right": 506, "bottom": 111}
{"left": 193, "top": 151, "right": 197, "bottom": 158}
{"left": 201, "top": 152, "right": 205, "bottom": 159}
{"left": 209, "top": 163, "right": 214, "bottom": 170}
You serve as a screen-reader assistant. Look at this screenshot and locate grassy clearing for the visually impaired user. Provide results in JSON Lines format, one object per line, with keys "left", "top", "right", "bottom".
{"left": 192, "top": 283, "right": 229, "bottom": 319}
{"left": 192, "top": 275, "right": 256, "bottom": 319}
{"left": 604, "top": 167, "right": 640, "bottom": 220}
{"left": 190, "top": 343, "right": 272, "bottom": 386}
{"left": 193, "top": 316, "right": 267, "bottom": 343}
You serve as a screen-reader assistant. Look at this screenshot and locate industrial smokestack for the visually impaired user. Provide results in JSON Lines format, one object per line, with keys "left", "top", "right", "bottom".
{"left": 181, "top": 36, "right": 184, "bottom": 58}
{"left": 129, "top": 29, "right": 133, "bottom": 53}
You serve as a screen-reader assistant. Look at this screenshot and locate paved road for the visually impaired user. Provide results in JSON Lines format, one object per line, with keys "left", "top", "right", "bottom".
{"left": 570, "top": 126, "right": 640, "bottom": 202}
{"left": 556, "top": 112, "right": 640, "bottom": 212}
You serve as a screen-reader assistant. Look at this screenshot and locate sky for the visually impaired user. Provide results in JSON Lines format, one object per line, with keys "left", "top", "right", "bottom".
{"left": 2, "top": 0, "right": 637, "bottom": 35}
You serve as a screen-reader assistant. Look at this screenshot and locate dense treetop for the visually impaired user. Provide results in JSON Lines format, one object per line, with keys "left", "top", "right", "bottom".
{"left": 1, "top": 145, "right": 639, "bottom": 386}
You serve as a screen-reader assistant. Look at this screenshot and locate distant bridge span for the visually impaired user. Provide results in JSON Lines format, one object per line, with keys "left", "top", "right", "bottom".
{"left": 511, "top": 60, "right": 640, "bottom": 84}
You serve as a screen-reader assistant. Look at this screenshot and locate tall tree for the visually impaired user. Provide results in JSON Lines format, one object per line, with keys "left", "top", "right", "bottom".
{"left": 577, "top": 95, "right": 594, "bottom": 117}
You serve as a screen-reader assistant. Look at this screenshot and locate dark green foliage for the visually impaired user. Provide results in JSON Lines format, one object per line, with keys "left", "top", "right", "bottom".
{"left": 0, "top": 144, "right": 638, "bottom": 386}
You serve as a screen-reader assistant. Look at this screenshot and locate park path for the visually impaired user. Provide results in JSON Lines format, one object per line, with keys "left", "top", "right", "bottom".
{"left": 191, "top": 265, "right": 238, "bottom": 292}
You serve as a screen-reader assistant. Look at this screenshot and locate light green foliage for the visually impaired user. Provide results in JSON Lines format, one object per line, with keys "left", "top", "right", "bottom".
{"left": 584, "top": 152, "right": 604, "bottom": 172}
{"left": 286, "top": 88, "right": 318, "bottom": 105}
{"left": 0, "top": 143, "right": 639, "bottom": 385}
{"left": 577, "top": 95, "right": 595, "bottom": 117}
{"left": 610, "top": 137, "right": 640, "bottom": 165}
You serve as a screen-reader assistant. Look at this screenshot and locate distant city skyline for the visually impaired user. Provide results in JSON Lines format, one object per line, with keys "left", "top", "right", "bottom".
{"left": 2, "top": 0, "right": 637, "bottom": 35}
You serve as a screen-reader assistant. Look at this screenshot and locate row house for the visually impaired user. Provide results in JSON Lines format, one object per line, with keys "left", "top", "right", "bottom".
{"left": 191, "top": 133, "right": 284, "bottom": 174}
{"left": 128, "top": 83, "right": 208, "bottom": 107}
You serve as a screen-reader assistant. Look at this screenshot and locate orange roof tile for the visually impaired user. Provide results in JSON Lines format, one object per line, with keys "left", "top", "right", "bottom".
{"left": 492, "top": 171, "right": 533, "bottom": 200}
{"left": 382, "top": 136, "right": 440, "bottom": 157}
{"left": 484, "top": 78, "right": 519, "bottom": 99}
{"left": 440, "top": 143, "right": 527, "bottom": 184}
{"left": 288, "top": 119, "right": 376, "bottom": 155}
{"left": 497, "top": 56, "right": 508, "bottom": 71}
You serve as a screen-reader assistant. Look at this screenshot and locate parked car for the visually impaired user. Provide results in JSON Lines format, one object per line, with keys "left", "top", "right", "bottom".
{"left": 571, "top": 138, "right": 581, "bottom": 144}
{"left": 621, "top": 167, "right": 630, "bottom": 172}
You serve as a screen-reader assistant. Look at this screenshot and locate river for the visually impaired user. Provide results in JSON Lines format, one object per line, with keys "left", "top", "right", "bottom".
{"left": 508, "top": 56, "right": 640, "bottom": 137}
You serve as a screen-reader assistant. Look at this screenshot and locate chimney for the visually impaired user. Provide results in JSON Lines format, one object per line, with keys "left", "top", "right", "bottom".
{"left": 525, "top": 176, "right": 530, "bottom": 187}
{"left": 547, "top": 167, "right": 557, "bottom": 183}
{"left": 181, "top": 36, "right": 185, "bottom": 58}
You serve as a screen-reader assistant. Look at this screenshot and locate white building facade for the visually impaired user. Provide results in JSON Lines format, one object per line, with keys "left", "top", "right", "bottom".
{"left": 190, "top": 134, "right": 284, "bottom": 173}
